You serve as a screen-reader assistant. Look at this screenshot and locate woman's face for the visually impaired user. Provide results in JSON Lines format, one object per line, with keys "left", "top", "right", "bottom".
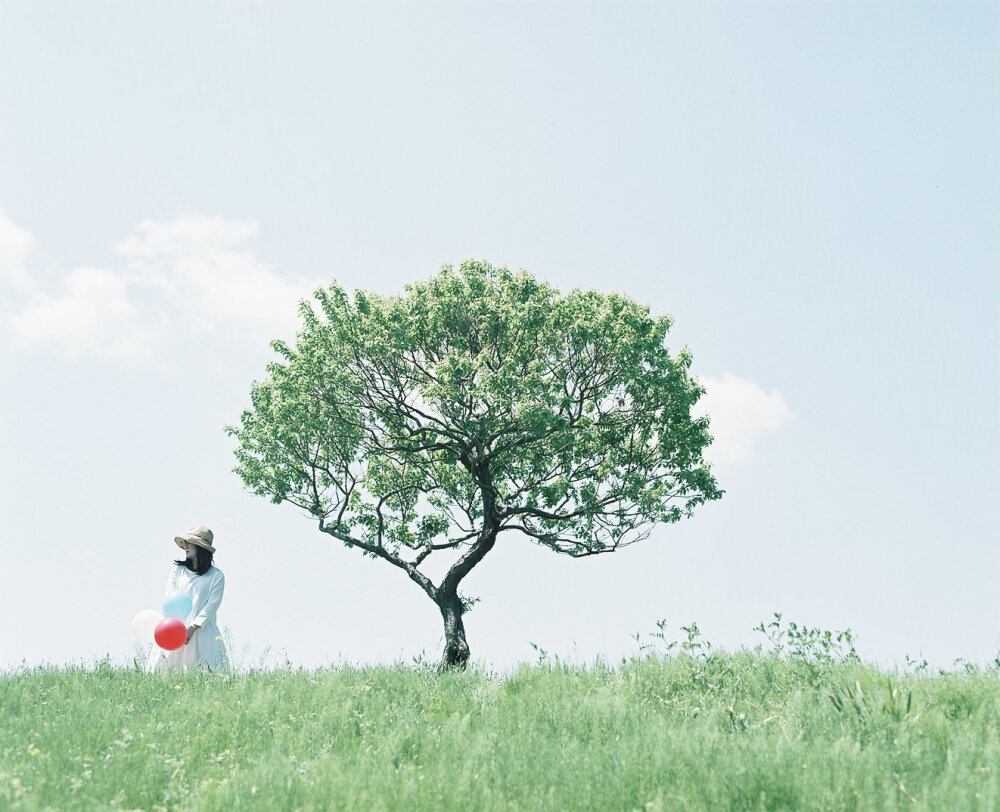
{"left": 183, "top": 541, "right": 198, "bottom": 560}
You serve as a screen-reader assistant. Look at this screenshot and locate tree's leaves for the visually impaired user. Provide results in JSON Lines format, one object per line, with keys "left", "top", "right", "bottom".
{"left": 227, "top": 260, "right": 723, "bottom": 566}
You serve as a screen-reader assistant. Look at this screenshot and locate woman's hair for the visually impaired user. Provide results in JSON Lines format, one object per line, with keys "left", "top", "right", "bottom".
{"left": 174, "top": 545, "right": 214, "bottom": 575}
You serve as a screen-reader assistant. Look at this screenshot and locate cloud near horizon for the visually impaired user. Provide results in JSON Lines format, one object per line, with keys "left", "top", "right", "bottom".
{"left": 0, "top": 210, "right": 317, "bottom": 363}
{"left": 0, "top": 209, "right": 793, "bottom": 466}
{"left": 693, "top": 372, "right": 795, "bottom": 470}
{"left": 0, "top": 207, "right": 36, "bottom": 293}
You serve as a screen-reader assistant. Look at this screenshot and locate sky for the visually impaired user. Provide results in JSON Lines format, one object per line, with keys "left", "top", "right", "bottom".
{"left": 1, "top": 1, "right": 997, "bottom": 673}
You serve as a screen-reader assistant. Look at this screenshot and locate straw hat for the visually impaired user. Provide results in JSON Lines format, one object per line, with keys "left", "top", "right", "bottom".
{"left": 174, "top": 525, "right": 216, "bottom": 554}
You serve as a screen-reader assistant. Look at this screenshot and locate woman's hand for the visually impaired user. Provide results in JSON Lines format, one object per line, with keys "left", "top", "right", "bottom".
{"left": 185, "top": 625, "right": 200, "bottom": 644}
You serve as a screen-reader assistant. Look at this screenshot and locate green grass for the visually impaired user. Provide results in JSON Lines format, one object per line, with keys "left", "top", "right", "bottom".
{"left": 3, "top": 617, "right": 999, "bottom": 812}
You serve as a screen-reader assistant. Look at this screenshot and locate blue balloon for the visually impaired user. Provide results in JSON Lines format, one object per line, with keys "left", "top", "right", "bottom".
{"left": 162, "top": 593, "right": 193, "bottom": 621}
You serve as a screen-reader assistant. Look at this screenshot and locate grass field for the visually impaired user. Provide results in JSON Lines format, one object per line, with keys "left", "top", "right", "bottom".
{"left": 3, "top": 622, "right": 999, "bottom": 811}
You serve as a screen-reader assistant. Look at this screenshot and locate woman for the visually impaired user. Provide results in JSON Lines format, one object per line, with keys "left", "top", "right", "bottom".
{"left": 146, "top": 525, "right": 229, "bottom": 673}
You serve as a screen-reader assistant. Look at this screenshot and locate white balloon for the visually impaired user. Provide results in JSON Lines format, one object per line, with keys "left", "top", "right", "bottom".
{"left": 131, "top": 609, "right": 163, "bottom": 643}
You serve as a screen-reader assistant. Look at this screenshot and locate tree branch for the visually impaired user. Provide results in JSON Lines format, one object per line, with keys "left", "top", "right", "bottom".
{"left": 319, "top": 519, "right": 439, "bottom": 602}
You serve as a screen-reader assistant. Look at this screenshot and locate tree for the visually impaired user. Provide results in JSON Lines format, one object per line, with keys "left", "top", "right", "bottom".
{"left": 226, "top": 260, "right": 723, "bottom": 668}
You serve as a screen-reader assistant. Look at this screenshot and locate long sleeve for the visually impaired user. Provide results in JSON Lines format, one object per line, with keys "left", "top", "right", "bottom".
{"left": 191, "top": 570, "right": 225, "bottom": 627}
{"left": 163, "top": 564, "right": 181, "bottom": 598}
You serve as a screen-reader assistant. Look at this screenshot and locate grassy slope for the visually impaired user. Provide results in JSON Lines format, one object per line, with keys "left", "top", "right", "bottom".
{"left": 2, "top": 653, "right": 998, "bottom": 812}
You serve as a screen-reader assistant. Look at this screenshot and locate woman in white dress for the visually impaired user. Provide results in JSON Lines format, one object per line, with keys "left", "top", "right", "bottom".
{"left": 146, "top": 525, "right": 229, "bottom": 673}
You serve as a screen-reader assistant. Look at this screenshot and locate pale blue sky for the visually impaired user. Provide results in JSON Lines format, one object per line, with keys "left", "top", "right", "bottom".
{"left": 1, "top": 1, "right": 997, "bottom": 672}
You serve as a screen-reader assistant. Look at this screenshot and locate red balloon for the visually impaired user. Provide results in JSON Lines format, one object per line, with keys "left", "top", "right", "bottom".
{"left": 154, "top": 617, "right": 187, "bottom": 650}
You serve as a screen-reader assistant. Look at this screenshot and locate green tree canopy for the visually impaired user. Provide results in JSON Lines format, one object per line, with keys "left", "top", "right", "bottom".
{"left": 227, "top": 260, "right": 723, "bottom": 667}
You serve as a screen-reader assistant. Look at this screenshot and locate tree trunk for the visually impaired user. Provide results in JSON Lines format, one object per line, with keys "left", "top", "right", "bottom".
{"left": 438, "top": 590, "right": 470, "bottom": 669}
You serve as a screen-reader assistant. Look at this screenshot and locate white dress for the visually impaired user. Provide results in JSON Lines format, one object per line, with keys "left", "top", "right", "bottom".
{"left": 146, "top": 562, "right": 229, "bottom": 673}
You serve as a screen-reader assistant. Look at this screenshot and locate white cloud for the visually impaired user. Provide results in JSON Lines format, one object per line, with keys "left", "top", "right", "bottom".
{"left": 117, "top": 216, "right": 315, "bottom": 333}
{"left": 6, "top": 266, "right": 165, "bottom": 361}
{"left": 0, "top": 208, "right": 36, "bottom": 292}
{"left": 692, "top": 372, "right": 794, "bottom": 470}
{"left": 116, "top": 213, "right": 260, "bottom": 259}
{"left": 1, "top": 213, "right": 797, "bottom": 480}
{"left": 1, "top": 211, "right": 320, "bottom": 363}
